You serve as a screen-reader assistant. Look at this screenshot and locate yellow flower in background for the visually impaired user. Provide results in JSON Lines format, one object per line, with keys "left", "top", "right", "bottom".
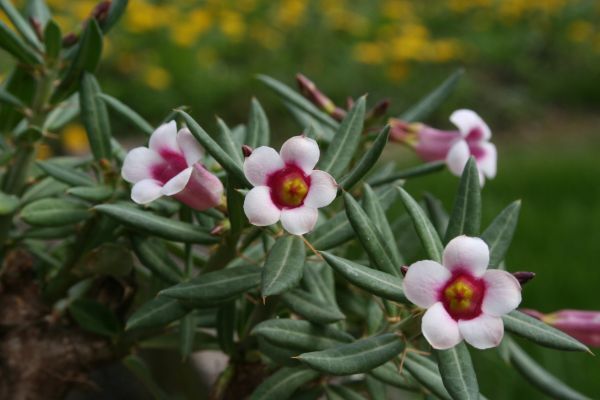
{"left": 219, "top": 11, "right": 245, "bottom": 41}
{"left": 275, "top": 0, "right": 308, "bottom": 28}
{"left": 143, "top": 66, "right": 171, "bottom": 91}
{"left": 170, "top": 9, "right": 212, "bottom": 47}
{"left": 73, "top": 0, "right": 96, "bottom": 20}
{"left": 381, "top": 0, "right": 414, "bottom": 20}
{"left": 250, "top": 24, "right": 283, "bottom": 49}
{"left": 36, "top": 144, "right": 53, "bottom": 160}
{"left": 353, "top": 42, "right": 385, "bottom": 65}
{"left": 62, "top": 124, "right": 90, "bottom": 155}
{"left": 568, "top": 21, "right": 594, "bottom": 44}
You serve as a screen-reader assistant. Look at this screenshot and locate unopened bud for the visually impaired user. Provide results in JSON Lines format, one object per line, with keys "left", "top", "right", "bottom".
{"left": 513, "top": 271, "right": 535, "bottom": 285}
{"left": 62, "top": 33, "right": 79, "bottom": 48}
{"left": 296, "top": 73, "right": 345, "bottom": 120}
{"left": 210, "top": 224, "right": 225, "bottom": 236}
{"left": 242, "top": 145, "right": 253, "bottom": 158}
{"left": 522, "top": 308, "right": 600, "bottom": 348}
{"left": 91, "top": 0, "right": 111, "bottom": 23}
{"left": 346, "top": 97, "right": 355, "bottom": 110}
{"left": 400, "top": 265, "right": 409, "bottom": 276}
{"left": 366, "top": 99, "right": 390, "bottom": 121}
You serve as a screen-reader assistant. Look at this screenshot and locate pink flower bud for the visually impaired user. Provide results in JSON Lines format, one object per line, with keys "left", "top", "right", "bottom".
{"left": 522, "top": 309, "right": 600, "bottom": 347}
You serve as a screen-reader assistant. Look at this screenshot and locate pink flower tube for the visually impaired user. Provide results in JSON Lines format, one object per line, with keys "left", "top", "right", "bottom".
{"left": 522, "top": 309, "right": 600, "bottom": 347}
{"left": 121, "top": 121, "right": 224, "bottom": 211}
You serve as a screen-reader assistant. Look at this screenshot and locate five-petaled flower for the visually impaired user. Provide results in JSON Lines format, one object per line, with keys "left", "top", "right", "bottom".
{"left": 122, "top": 121, "right": 224, "bottom": 211}
{"left": 243, "top": 135, "right": 337, "bottom": 235}
{"left": 403, "top": 236, "right": 522, "bottom": 350}
{"left": 390, "top": 109, "right": 497, "bottom": 185}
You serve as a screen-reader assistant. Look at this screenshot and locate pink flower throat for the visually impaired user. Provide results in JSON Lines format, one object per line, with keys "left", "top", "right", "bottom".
{"left": 266, "top": 164, "right": 311, "bottom": 209}
{"left": 151, "top": 150, "right": 188, "bottom": 184}
{"left": 440, "top": 271, "right": 486, "bottom": 321}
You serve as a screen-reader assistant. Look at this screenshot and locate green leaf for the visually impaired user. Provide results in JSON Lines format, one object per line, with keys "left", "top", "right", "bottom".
{"left": 26, "top": 0, "right": 51, "bottom": 26}
{"left": 20, "top": 177, "right": 68, "bottom": 204}
{"left": 502, "top": 311, "right": 589, "bottom": 352}
{"left": 257, "top": 74, "right": 338, "bottom": 129}
{"left": 21, "top": 198, "right": 90, "bottom": 226}
{"left": 369, "top": 362, "right": 420, "bottom": 391}
{"left": 131, "top": 235, "right": 184, "bottom": 284}
{"left": 0, "top": 87, "right": 24, "bottom": 108}
{"left": 481, "top": 200, "right": 521, "bottom": 267}
{"left": 247, "top": 97, "right": 270, "bottom": 148}
{"left": 22, "top": 225, "right": 76, "bottom": 239}
{"left": 403, "top": 353, "right": 452, "bottom": 400}
{"left": 445, "top": 157, "right": 481, "bottom": 243}
{"left": 285, "top": 102, "right": 336, "bottom": 141}
{"left": 74, "top": 243, "right": 133, "bottom": 278}
{"left": 98, "top": 93, "right": 154, "bottom": 136}
{"left": 262, "top": 235, "right": 306, "bottom": 297}
{"left": 67, "top": 185, "right": 113, "bottom": 202}
{"left": 179, "top": 313, "right": 196, "bottom": 361}
{"left": 44, "top": 94, "right": 79, "bottom": 131}
{"left": 318, "top": 96, "right": 366, "bottom": 179}
{"left": 298, "top": 333, "right": 404, "bottom": 375}
{"left": 250, "top": 366, "right": 319, "bottom": 400}
{"left": 68, "top": 298, "right": 121, "bottom": 337}
{"left": 258, "top": 337, "right": 300, "bottom": 367}
{"left": 160, "top": 265, "right": 261, "bottom": 303}
{"left": 424, "top": 193, "right": 449, "bottom": 237}
{"left": 321, "top": 252, "right": 406, "bottom": 303}
{"left": 400, "top": 68, "right": 464, "bottom": 122}
{"left": 36, "top": 160, "right": 94, "bottom": 187}
{"left": 397, "top": 186, "right": 444, "bottom": 262}
{"left": 122, "top": 355, "right": 169, "bottom": 400}
{"left": 216, "top": 117, "right": 244, "bottom": 165}
{"left": 0, "top": 191, "right": 19, "bottom": 215}
{"left": 80, "top": 73, "right": 112, "bottom": 161}
{"left": 252, "top": 319, "right": 353, "bottom": 352}
{"left": 369, "top": 161, "right": 445, "bottom": 187}
{"left": 281, "top": 288, "right": 345, "bottom": 324}
{"left": 176, "top": 110, "right": 248, "bottom": 185}
{"left": 306, "top": 211, "right": 354, "bottom": 251}
{"left": 436, "top": 342, "right": 479, "bottom": 400}
{"left": 95, "top": 203, "right": 219, "bottom": 244}
{"left": 101, "top": 0, "right": 128, "bottom": 33}
{"left": 0, "top": 0, "right": 42, "bottom": 51}
{"left": 216, "top": 300, "right": 236, "bottom": 355}
{"left": 343, "top": 192, "right": 397, "bottom": 276}
{"left": 339, "top": 125, "right": 389, "bottom": 190}
{"left": 0, "top": 20, "right": 42, "bottom": 64}
{"left": 43, "top": 20, "right": 61, "bottom": 62}
{"left": 501, "top": 337, "right": 590, "bottom": 400}
{"left": 325, "top": 385, "right": 366, "bottom": 400}
{"left": 365, "top": 376, "right": 387, "bottom": 400}
{"left": 126, "top": 296, "right": 188, "bottom": 330}
{"left": 302, "top": 262, "right": 338, "bottom": 307}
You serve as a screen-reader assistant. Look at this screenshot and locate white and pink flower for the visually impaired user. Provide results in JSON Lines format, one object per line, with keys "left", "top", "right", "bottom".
{"left": 390, "top": 109, "right": 497, "bottom": 185}
{"left": 403, "top": 236, "right": 522, "bottom": 350}
{"left": 121, "top": 121, "right": 224, "bottom": 211}
{"left": 242, "top": 135, "right": 337, "bottom": 235}
{"left": 523, "top": 309, "right": 600, "bottom": 348}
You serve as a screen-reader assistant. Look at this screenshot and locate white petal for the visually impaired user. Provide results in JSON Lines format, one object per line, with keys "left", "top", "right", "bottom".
{"left": 304, "top": 170, "right": 337, "bottom": 208}
{"left": 422, "top": 302, "right": 462, "bottom": 350}
{"left": 403, "top": 260, "right": 451, "bottom": 308}
{"left": 280, "top": 206, "right": 319, "bottom": 235}
{"left": 280, "top": 135, "right": 320, "bottom": 174}
{"left": 450, "top": 109, "right": 491, "bottom": 140}
{"left": 131, "top": 179, "right": 163, "bottom": 204}
{"left": 161, "top": 167, "right": 193, "bottom": 196}
{"left": 446, "top": 140, "right": 470, "bottom": 177}
{"left": 243, "top": 146, "right": 285, "bottom": 186}
{"left": 176, "top": 128, "right": 204, "bottom": 165}
{"left": 149, "top": 121, "right": 179, "bottom": 154}
{"left": 476, "top": 142, "right": 497, "bottom": 179}
{"left": 121, "top": 147, "right": 162, "bottom": 183}
{"left": 243, "top": 186, "right": 281, "bottom": 226}
{"left": 443, "top": 236, "right": 490, "bottom": 277}
{"left": 482, "top": 270, "right": 522, "bottom": 316}
{"left": 458, "top": 314, "right": 504, "bottom": 349}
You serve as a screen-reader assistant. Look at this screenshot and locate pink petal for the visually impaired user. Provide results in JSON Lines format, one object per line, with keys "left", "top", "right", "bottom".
{"left": 304, "top": 170, "right": 337, "bottom": 208}
{"left": 458, "top": 314, "right": 504, "bottom": 349}
{"left": 280, "top": 135, "right": 320, "bottom": 174}
{"left": 149, "top": 121, "right": 179, "bottom": 154}
{"left": 403, "top": 260, "right": 451, "bottom": 308}
{"left": 243, "top": 146, "right": 285, "bottom": 186}
{"left": 445, "top": 140, "right": 470, "bottom": 177}
{"left": 415, "top": 126, "right": 460, "bottom": 162}
{"left": 122, "top": 147, "right": 163, "bottom": 183}
{"left": 449, "top": 109, "right": 491, "bottom": 140}
{"left": 173, "top": 164, "right": 224, "bottom": 211}
{"left": 475, "top": 142, "right": 497, "bottom": 179}
{"left": 280, "top": 205, "right": 319, "bottom": 235}
{"left": 482, "top": 270, "right": 522, "bottom": 317}
{"left": 176, "top": 128, "right": 204, "bottom": 165}
{"left": 422, "top": 302, "right": 462, "bottom": 350}
{"left": 243, "top": 186, "right": 281, "bottom": 226}
{"left": 443, "top": 236, "right": 489, "bottom": 277}
{"left": 161, "top": 167, "right": 193, "bottom": 196}
{"left": 131, "top": 179, "right": 163, "bottom": 204}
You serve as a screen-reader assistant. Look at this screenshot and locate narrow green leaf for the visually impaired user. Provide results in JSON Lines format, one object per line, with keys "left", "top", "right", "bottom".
{"left": 43, "top": 20, "right": 61, "bottom": 62}
{"left": 160, "top": 265, "right": 261, "bottom": 303}
{"left": 247, "top": 97, "right": 270, "bottom": 147}
{"left": 318, "top": 96, "right": 366, "bottom": 179}
{"left": 343, "top": 192, "right": 397, "bottom": 275}
{"left": 95, "top": 203, "right": 219, "bottom": 244}
{"left": 216, "top": 117, "right": 243, "bottom": 165}
{"left": 436, "top": 342, "right": 479, "bottom": 400}
{"left": 257, "top": 74, "right": 339, "bottom": 129}
{"left": 369, "top": 161, "right": 445, "bottom": 187}
{"left": 26, "top": 0, "right": 51, "bottom": 26}
{"left": 252, "top": 319, "right": 353, "bottom": 352}
{"left": 20, "top": 177, "right": 68, "bottom": 204}
{"left": 366, "top": 376, "right": 387, "bottom": 400}
{"left": 369, "top": 361, "right": 420, "bottom": 391}
{"left": 250, "top": 366, "right": 319, "bottom": 400}
{"left": 131, "top": 235, "right": 184, "bottom": 284}
{"left": 302, "top": 263, "right": 338, "bottom": 306}
{"left": 445, "top": 158, "right": 481, "bottom": 243}
{"left": 80, "top": 73, "right": 112, "bottom": 161}
{"left": 281, "top": 288, "right": 345, "bottom": 324}
{"left": 123, "top": 355, "right": 169, "bottom": 400}
{"left": 67, "top": 185, "right": 113, "bottom": 202}
{"left": 126, "top": 296, "right": 188, "bottom": 330}
{"left": 397, "top": 186, "right": 444, "bottom": 262}
{"left": 21, "top": 198, "right": 90, "bottom": 226}
{"left": 404, "top": 353, "right": 452, "bottom": 400}
{"left": 44, "top": 94, "right": 79, "bottom": 131}
{"left": 101, "top": 0, "right": 128, "bottom": 33}
{"left": 0, "top": 191, "right": 19, "bottom": 215}
{"left": 176, "top": 110, "right": 248, "bottom": 185}
{"left": 298, "top": 333, "right": 404, "bottom": 375}
{"left": 481, "top": 200, "right": 521, "bottom": 267}
{"left": 36, "top": 160, "right": 94, "bottom": 187}
{"left": 325, "top": 385, "right": 366, "bottom": 400}
{"left": 179, "top": 313, "right": 196, "bottom": 361}
{"left": 98, "top": 93, "right": 154, "bottom": 136}
{"left": 0, "top": 20, "right": 41, "bottom": 64}
{"left": 22, "top": 225, "right": 76, "bottom": 239}
{"left": 0, "top": 0, "right": 42, "bottom": 51}
{"left": 0, "top": 87, "right": 24, "bottom": 108}
{"left": 503, "top": 311, "right": 589, "bottom": 352}
{"left": 400, "top": 68, "right": 464, "bottom": 122}
{"left": 74, "top": 243, "right": 133, "bottom": 278}
{"left": 339, "top": 125, "right": 389, "bottom": 190}
{"left": 262, "top": 235, "right": 306, "bottom": 297}
{"left": 258, "top": 337, "right": 300, "bottom": 367}
{"left": 306, "top": 211, "right": 354, "bottom": 251}
{"left": 285, "top": 101, "right": 336, "bottom": 141}
{"left": 502, "top": 337, "right": 591, "bottom": 400}
{"left": 424, "top": 193, "right": 449, "bottom": 238}
{"left": 216, "top": 300, "right": 237, "bottom": 355}
{"left": 321, "top": 252, "right": 406, "bottom": 303}
{"left": 68, "top": 298, "right": 121, "bottom": 337}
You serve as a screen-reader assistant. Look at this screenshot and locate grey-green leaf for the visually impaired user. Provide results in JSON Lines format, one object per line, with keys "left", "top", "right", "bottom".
{"left": 0, "top": 20, "right": 42, "bottom": 64}
{"left": 216, "top": 117, "right": 243, "bottom": 165}
{"left": 250, "top": 366, "right": 319, "bottom": 400}
{"left": 80, "top": 73, "right": 112, "bottom": 161}
{"left": 436, "top": 342, "right": 479, "bottom": 400}
{"left": 131, "top": 235, "right": 184, "bottom": 284}
{"left": 98, "top": 93, "right": 154, "bottom": 136}
{"left": 339, "top": 125, "right": 389, "bottom": 191}
{"left": 126, "top": 296, "right": 188, "bottom": 331}
{"left": 262, "top": 235, "right": 306, "bottom": 297}
{"left": 36, "top": 160, "right": 94, "bottom": 187}
{"left": 325, "top": 385, "right": 366, "bottom": 400}
{"left": 369, "top": 161, "right": 445, "bottom": 187}
{"left": 68, "top": 298, "right": 121, "bottom": 337}
{"left": 404, "top": 353, "right": 452, "bottom": 400}
{"left": 0, "top": 191, "right": 19, "bottom": 215}
{"left": 67, "top": 185, "right": 113, "bottom": 202}
{"left": 369, "top": 361, "right": 420, "bottom": 391}
{"left": 21, "top": 198, "right": 90, "bottom": 226}
{"left": 281, "top": 288, "right": 345, "bottom": 324}
{"left": 247, "top": 98, "right": 270, "bottom": 147}
{"left": 445, "top": 157, "right": 481, "bottom": 243}
{"left": 482, "top": 200, "right": 521, "bottom": 267}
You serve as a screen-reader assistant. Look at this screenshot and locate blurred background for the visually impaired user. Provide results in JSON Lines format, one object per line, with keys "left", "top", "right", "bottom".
{"left": 3, "top": 0, "right": 600, "bottom": 398}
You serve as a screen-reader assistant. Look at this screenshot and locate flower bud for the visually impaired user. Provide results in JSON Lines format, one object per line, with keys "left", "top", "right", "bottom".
{"left": 62, "top": 33, "right": 79, "bottom": 48}
{"left": 91, "top": 0, "right": 111, "bottom": 23}
{"left": 512, "top": 271, "right": 535, "bottom": 285}
{"left": 296, "top": 73, "right": 347, "bottom": 121}
{"left": 389, "top": 118, "right": 459, "bottom": 162}
{"left": 242, "top": 145, "right": 253, "bottom": 158}
{"left": 522, "top": 309, "right": 600, "bottom": 347}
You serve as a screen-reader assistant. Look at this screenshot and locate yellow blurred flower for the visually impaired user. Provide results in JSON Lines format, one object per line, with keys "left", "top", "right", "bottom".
{"left": 275, "top": 0, "right": 308, "bottom": 28}
{"left": 353, "top": 42, "right": 385, "bottom": 65}
{"left": 62, "top": 124, "right": 90, "bottom": 155}
{"left": 250, "top": 24, "right": 283, "bottom": 49}
{"left": 170, "top": 9, "right": 212, "bottom": 47}
{"left": 568, "top": 21, "right": 594, "bottom": 44}
{"left": 36, "top": 144, "right": 53, "bottom": 160}
{"left": 143, "top": 66, "right": 171, "bottom": 91}
{"left": 219, "top": 11, "right": 245, "bottom": 41}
